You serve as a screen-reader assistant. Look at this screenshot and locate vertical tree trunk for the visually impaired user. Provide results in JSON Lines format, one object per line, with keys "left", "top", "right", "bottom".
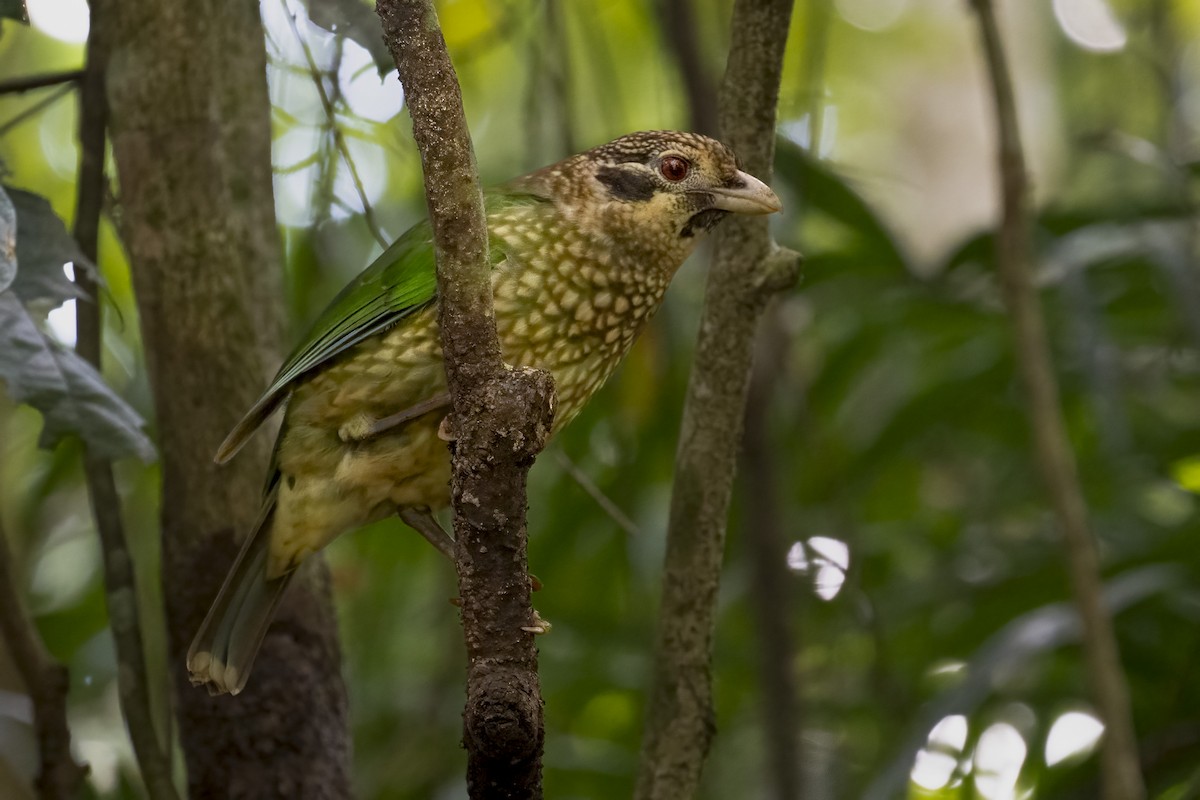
{"left": 635, "top": 0, "right": 800, "bottom": 796}
{"left": 96, "top": 1, "right": 351, "bottom": 796}
{"left": 377, "top": 2, "right": 554, "bottom": 795}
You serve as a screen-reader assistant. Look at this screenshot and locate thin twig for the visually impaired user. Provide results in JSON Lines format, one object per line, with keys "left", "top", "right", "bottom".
{"left": 71, "top": 11, "right": 181, "bottom": 799}
{"left": 634, "top": 0, "right": 801, "bottom": 796}
{"left": 966, "top": 2, "right": 1146, "bottom": 799}
{"left": 551, "top": 450, "right": 640, "bottom": 537}
{"left": 376, "top": 1, "right": 553, "bottom": 796}
{"left": 0, "top": 518, "right": 87, "bottom": 800}
{"left": 0, "top": 84, "right": 74, "bottom": 137}
{"left": 0, "top": 70, "right": 84, "bottom": 95}
{"left": 282, "top": 0, "right": 389, "bottom": 249}
{"left": 741, "top": 309, "right": 802, "bottom": 800}
{"left": 655, "top": 0, "right": 718, "bottom": 136}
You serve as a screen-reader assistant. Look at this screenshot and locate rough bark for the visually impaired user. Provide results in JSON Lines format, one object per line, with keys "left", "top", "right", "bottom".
{"left": 95, "top": 0, "right": 351, "bottom": 796}
{"left": 634, "top": 0, "right": 801, "bottom": 797}
{"left": 376, "top": 2, "right": 554, "bottom": 798}
{"left": 71, "top": 11, "right": 179, "bottom": 799}
{"left": 0, "top": 519, "right": 86, "bottom": 800}
{"left": 967, "top": 2, "right": 1146, "bottom": 799}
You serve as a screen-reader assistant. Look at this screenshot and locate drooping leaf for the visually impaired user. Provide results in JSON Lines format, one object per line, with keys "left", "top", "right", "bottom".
{"left": 5, "top": 186, "right": 96, "bottom": 309}
{"left": 0, "top": 291, "right": 155, "bottom": 462}
{"left": 301, "top": 0, "right": 394, "bottom": 75}
{"left": 0, "top": 185, "right": 14, "bottom": 294}
{"left": 774, "top": 137, "right": 910, "bottom": 273}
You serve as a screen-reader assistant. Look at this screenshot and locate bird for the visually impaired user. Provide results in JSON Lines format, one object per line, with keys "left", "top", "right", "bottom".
{"left": 186, "top": 130, "right": 782, "bottom": 695}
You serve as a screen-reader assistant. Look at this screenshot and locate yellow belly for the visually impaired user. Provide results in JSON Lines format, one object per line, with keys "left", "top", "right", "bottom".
{"left": 267, "top": 271, "right": 650, "bottom": 576}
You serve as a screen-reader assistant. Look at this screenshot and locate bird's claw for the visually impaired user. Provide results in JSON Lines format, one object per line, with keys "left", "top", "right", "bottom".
{"left": 338, "top": 413, "right": 376, "bottom": 442}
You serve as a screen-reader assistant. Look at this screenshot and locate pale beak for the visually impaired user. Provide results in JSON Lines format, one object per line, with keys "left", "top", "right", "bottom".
{"left": 705, "top": 170, "right": 782, "bottom": 215}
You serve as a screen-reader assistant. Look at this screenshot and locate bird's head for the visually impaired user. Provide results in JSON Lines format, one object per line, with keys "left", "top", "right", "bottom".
{"left": 512, "top": 130, "right": 782, "bottom": 268}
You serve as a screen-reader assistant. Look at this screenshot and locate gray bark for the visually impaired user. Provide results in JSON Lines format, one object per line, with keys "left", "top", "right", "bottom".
{"left": 635, "top": 0, "right": 801, "bottom": 796}
{"left": 96, "top": 0, "right": 351, "bottom": 795}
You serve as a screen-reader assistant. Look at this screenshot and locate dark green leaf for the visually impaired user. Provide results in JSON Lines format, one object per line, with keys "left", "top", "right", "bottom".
{"left": 0, "top": 185, "right": 14, "bottom": 294}
{"left": 774, "top": 138, "right": 909, "bottom": 272}
{"left": 301, "top": 0, "right": 394, "bottom": 76}
{"left": 0, "top": 291, "right": 155, "bottom": 461}
{"left": 5, "top": 186, "right": 96, "bottom": 309}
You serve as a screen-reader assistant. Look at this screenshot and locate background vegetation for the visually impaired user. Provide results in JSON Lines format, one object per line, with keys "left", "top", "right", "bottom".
{"left": 1, "top": 0, "right": 1198, "bottom": 797}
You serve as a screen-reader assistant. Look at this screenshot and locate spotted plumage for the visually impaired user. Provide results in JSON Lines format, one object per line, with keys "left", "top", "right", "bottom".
{"left": 187, "top": 130, "right": 781, "bottom": 695}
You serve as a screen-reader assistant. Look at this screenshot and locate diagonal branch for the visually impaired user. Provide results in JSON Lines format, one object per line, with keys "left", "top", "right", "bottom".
{"left": 966, "top": 2, "right": 1146, "bottom": 799}
{"left": 0, "top": 518, "right": 87, "bottom": 800}
{"left": 0, "top": 70, "right": 83, "bottom": 95}
{"left": 71, "top": 9, "right": 181, "bottom": 799}
{"left": 634, "top": 0, "right": 801, "bottom": 797}
{"left": 375, "top": 2, "right": 554, "bottom": 797}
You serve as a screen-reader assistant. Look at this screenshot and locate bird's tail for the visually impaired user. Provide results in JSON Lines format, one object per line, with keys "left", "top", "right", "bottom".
{"left": 186, "top": 487, "right": 292, "bottom": 696}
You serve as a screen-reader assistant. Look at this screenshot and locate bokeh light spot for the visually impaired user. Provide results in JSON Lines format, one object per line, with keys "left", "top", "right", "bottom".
{"left": 1052, "top": 0, "right": 1127, "bottom": 53}
{"left": 27, "top": 0, "right": 90, "bottom": 43}
{"left": 1045, "top": 711, "right": 1104, "bottom": 767}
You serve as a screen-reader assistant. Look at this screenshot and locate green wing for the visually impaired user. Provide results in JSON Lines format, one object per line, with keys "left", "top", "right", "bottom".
{"left": 215, "top": 219, "right": 438, "bottom": 463}
{"left": 215, "top": 191, "right": 550, "bottom": 465}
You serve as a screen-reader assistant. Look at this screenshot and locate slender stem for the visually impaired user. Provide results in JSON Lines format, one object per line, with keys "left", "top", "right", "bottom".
{"left": 741, "top": 311, "right": 803, "bottom": 800}
{"left": 282, "top": 0, "right": 389, "bottom": 249}
{"left": 0, "top": 84, "right": 73, "bottom": 137}
{"left": 376, "top": 2, "right": 553, "bottom": 796}
{"left": 0, "top": 519, "right": 87, "bottom": 800}
{"left": 70, "top": 11, "right": 182, "bottom": 799}
{"left": 0, "top": 70, "right": 83, "bottom": 95}
{"left": 551, "top": 450, "right": 640, "bottom": 538}
{"left": 966, "top": 2, "right": 1145, "bottom": 798}
{"left": 634, "top": 0, "right": 801, "bottom": 796}
{"left": 655, "top": 0, "right": 718, "bottom": 136}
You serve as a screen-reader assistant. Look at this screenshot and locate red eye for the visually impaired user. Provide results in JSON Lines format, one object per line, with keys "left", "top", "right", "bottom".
{"left": 660, "top": 156, "right": 690, "bottom": 182}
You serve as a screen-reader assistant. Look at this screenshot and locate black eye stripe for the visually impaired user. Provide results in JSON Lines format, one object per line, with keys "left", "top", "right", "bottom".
{"left": 596, "top": 164, "right": 657, "bottom": 202}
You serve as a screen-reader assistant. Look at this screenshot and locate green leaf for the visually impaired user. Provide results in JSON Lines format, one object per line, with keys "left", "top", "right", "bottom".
{"left": 301, "top": 0, "right": 395, "bottom": 76}
{"left": 0, "top": 0, "right": 27, "bottom": 23}
{"left": 0, "top": 291, "right": 155, "bottom": 462}
{"left": 0, "top": 185, "right": 14, "bottom": 294}
{"left": 4, "top": 187, "right": 95, "bottom": 310}
{"left": 774, "top": 138, "right": 910, "bottom": 272}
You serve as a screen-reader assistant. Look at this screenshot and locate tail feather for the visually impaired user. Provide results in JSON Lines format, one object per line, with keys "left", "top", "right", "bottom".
{"left": 187, "top": 488, "right": 293, "bottom": 696}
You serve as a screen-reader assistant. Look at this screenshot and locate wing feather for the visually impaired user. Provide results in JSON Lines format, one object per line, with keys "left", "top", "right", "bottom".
{"left": 215, "top": 191, "right": 550, "bottom": 465}
{"left": 215, "top": 221, "right": 438, "bottom": 463}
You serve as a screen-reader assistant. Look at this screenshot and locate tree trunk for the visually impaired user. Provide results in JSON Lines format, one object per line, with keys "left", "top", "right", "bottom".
{"left": 96, "top": 0, "right": 351, "bottom": 796}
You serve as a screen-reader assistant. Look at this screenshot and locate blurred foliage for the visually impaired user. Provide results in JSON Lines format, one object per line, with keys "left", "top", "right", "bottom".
{"left": 2, "top": 1, "right": 1200, "bottom": 799}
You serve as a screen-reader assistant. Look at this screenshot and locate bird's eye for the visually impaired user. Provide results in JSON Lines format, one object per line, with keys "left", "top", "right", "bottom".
{"left": 659, "top": 156, "right": 690, "bottom": 182}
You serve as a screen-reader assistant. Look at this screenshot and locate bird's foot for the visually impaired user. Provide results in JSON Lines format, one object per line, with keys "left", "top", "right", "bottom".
{"left": 399, "top": 506, "right": 455, "bottom": 560}
{"left": 338, "top": 413, "right": 377, "bottom": 442}
{"left": 339, "top": 393, "right": 452, "bottom": 443}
